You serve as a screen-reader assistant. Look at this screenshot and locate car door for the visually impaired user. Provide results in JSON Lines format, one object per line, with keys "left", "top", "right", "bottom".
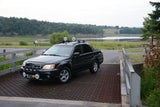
{"left": 72, "top": 45, "right": 84, "bottom": 71}
{"left": 81, "top": 44, "right": 94, "bottom": 68}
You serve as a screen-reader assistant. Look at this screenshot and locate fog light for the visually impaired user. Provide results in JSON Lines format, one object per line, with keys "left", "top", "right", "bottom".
{"left": 23, "top": 72, "right": 26, "bottom": 77}
{"left": 35, "top": 74, "right": 40, "bottom": 80}
{"left": 32, "top": 75, "right": 35, "bottom": 79}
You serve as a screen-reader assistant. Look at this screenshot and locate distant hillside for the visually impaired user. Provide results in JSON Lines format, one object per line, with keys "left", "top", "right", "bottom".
{"left": 0, "top": 17, "right": 104, "bottom": 36}
{"left": 0, "top": 17, "right": 143, "bottom": 37}
{"left": 103, "top": 28, "right": 142, "bottom": 37}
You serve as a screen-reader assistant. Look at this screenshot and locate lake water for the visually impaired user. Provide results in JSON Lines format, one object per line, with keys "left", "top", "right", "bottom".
{"left": 78, "top": 37, "right": 142, "bottom": 42}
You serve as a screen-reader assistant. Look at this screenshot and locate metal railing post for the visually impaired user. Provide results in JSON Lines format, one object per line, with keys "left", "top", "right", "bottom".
{"left": 121, "top": 48, "right": 141, "bottom": 107}
{"left": 12, "top": 53, "right": 16, "bottom": 72}
{"left": 3, "top": 49, "right": 6, "bottom": 58}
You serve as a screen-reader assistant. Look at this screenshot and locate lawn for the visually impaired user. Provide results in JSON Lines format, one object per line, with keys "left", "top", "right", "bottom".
{"left": 0, "top": 36, "right": 51, "bottom": 48}
{"left": 128, "top": 54, "right": 144, "bottom": 64}
{"left": 0, "top": 36, "right": 147, "bottom": 50}
{"left": 89, "top": 41, "right": 147, "bottom": 50}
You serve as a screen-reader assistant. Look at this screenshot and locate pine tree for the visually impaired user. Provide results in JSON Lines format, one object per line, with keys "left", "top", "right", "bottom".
{"left": 141, "top": 2, "right": 160, "bottom": 44}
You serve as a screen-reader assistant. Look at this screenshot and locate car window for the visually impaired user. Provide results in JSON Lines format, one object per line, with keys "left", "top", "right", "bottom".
{"left": 43, "top": 45, "right": 73, "bottom": 57}
{"left": 82, "top": 44, "right": 93, "bottom": 53}
{"left": 74, "top": 45, "right": 83, "bottom": 54}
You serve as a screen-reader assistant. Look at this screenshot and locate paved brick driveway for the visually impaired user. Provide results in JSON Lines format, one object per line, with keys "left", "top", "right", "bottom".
{"left": 0, "top": 64, "right": 121, "bottom": 103}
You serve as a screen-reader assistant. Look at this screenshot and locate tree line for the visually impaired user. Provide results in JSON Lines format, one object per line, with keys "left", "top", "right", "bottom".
{"left": 0, "top": 17, "right": 103, "bottom": 36}
{"left": 0, "top": 16, "right": 143, "bottom": 36}
{"left": 119, "top": 27, "right": 143, "bottom": 34}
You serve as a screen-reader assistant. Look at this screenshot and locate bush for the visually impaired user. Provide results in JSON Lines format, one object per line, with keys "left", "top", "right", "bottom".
{"left": 50, "top": 31, "right": 72, "bottom": 44}
{"left": 141, "top": 67, "right": 159, "bottom": 100}
{"left": 144, "top": 88, "right": 160, "bottom": 107}
{"left": 19, "top": 41, "right": 28, "bottom": 45}
{"left": 5, "top": 43, "right": 13, "bottom": 45}
{"left": 141, "top": 40, "right": 160, "bottom": 106}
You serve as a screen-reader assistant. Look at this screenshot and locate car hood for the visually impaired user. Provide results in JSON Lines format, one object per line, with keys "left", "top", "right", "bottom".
{"left": 25, "top": 55, "right": 68, "bottom": 64}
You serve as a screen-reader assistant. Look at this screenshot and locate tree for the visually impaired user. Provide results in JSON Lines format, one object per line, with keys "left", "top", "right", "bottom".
{"left": 141, "top": 2, "right": 160, "bottom": 44}
{"left": 0, "top": 17, "right": 104, "bottom": 36}
{"left": 50, "top": 31, "right": 72, "bottom": 44}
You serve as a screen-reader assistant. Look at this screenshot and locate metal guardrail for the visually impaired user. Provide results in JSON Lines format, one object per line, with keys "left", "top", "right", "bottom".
{"left": 0, "top": 48, "right": 47, "bottom": 75}
{"left": 120, "top": 48, "right": 141, "bottom": 107}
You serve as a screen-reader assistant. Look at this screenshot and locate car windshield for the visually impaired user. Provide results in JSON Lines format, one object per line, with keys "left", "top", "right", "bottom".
{"left": 43, "top": 45, "right": 73, "bottom": 57}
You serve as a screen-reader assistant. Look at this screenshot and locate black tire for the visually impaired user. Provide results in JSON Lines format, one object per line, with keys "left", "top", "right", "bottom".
{"left": 90, "top": 61, "right": 99, "bottom": 73}
{"left": 59, "top": 67, "right": 71, "bottom": 83}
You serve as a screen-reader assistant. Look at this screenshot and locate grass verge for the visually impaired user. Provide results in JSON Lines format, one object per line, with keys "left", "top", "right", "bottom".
{"left": 89, "top": 41, "right": 147, "bottom": 50}
{"left": 128, "top": 54, "right": 144, "bottom": 64}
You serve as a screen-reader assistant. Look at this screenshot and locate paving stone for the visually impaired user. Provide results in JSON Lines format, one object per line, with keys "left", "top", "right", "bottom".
{"left": 0, "top": 64, "right": 121, "bottom": 103}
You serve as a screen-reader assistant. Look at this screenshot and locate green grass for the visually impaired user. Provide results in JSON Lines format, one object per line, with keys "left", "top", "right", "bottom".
{"left": 0, "top": 36, "right": 147, "bottom": 50}
{"left": 89, "top": 41, "right": 147, "bottom": 50}
{"left": 0, "top": 51, "right": 35, "bottom": 71}
{"left": 0, "top": 36, "right": 51, "bottom": 48}
{"left": 0, "top": 57, "right": 12, "bottom": 71}
{"left": 126, "top": 49, "right": 144, "bottom": 53}
{"left": 0, "top": 37, "right": 38, "bottom": 43}
{"left": 119, "top": 48, "right": 144, "bottom": 53}
{"left": 0, "top": 45, "right": 49, "bottom": 48}
{"left": 128, "top": 54, "right": 144, "bottom": 63}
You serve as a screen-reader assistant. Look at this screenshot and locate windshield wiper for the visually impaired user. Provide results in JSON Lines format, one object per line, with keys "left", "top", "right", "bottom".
{"left": 48, "top": 54, "right": 61, "bottom": 56}
{"left": 43, "top": 54, "right": 61, "bottom": 56}
{"left": 43, "top": 54, "right": 49, "bottom": 56}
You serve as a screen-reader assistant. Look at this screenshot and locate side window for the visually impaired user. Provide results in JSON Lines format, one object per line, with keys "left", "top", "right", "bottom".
{"left": 82, "top": 44, "right": 93, "bottom": 53}
{"left": 74, "top": 45, "right": 82, "bottom": 54}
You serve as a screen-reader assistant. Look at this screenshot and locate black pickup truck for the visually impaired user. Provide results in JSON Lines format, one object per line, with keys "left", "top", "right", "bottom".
{"left": 20, "top": 41, "right": 103, "bottom": 83}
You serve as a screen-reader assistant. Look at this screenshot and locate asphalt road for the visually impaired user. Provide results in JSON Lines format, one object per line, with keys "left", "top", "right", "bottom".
{"left": 102, "top": 50, "right": 121, "bottom": 64}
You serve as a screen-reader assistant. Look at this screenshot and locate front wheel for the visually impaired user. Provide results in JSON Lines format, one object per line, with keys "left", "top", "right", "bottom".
{"left": 90, "top": 61, "right": 99, "bottom": 73}
{"left": 59, "top": 67, "right": 71, "bottom": 83}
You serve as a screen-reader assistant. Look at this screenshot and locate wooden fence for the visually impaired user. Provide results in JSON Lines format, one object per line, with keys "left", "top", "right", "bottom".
{"left": 0, "top": 48, "right": 47, "bottom": 75}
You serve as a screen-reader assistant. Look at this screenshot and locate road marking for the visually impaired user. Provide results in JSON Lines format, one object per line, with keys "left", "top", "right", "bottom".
{"left": 0, "top": 96, "right": 121, "bottom": 107}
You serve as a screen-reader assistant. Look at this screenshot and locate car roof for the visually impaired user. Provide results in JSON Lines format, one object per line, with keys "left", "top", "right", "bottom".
{"left": 56, "top": 41, "right": 89, "bottom": 46}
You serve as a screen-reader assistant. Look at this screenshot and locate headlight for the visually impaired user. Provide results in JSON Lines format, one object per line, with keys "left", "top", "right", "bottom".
{"left": 22, "top": 61, "right": 26, "bottom": 66}
{"left": 42, "top": 64, "right": 55, "bottom": 69}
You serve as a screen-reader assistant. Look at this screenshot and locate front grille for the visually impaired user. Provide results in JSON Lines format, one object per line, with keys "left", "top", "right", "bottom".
{"left": 24, "top": 63, "right": 41, "bottom": 72}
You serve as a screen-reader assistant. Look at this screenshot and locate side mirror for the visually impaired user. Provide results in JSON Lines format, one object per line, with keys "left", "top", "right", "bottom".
{"left": 73, "top": 52, "right": 80, "bottom": 57}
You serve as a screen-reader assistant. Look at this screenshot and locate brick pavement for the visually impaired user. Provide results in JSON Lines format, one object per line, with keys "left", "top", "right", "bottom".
{"left": 0, "top": 64, "right": 121, "bottom": 103}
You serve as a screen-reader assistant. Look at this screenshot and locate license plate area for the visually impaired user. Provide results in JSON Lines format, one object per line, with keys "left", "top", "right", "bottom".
{"left": 26, "top": 74, "right": 34, "bottom": 79}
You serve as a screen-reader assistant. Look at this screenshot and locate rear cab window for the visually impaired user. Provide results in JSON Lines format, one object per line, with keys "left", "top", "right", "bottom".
{"left": 82, "top": 44, "right": 93, "bottom": 53}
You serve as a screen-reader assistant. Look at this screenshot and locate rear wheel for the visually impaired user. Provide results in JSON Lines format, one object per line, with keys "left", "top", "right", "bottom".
{"left": 90, "top": 61, "right": 99, "bottom": 73}
{"left": 59, "top": 67, "right": 71, "bottom": 83}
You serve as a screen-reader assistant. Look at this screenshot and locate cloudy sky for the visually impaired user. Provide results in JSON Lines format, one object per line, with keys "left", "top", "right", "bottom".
{"left": 0, "top": 0, "right": 158, "bottom": 27}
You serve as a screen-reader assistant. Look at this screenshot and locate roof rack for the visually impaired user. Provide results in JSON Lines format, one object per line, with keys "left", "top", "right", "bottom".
{"left": 58, "top": 37, "right": 86, "bottom": 44}
{"left": 58, "top": 40, "right": 71, "bottom": 44}
{"left": 77, "top": 40, "right": 85, "bottom": 43}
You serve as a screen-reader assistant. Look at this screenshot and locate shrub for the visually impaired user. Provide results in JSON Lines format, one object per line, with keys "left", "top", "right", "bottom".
{"left": 141, "top": 40, "right": 160, "bottom": 106}
{"left": 5, "top": 43, "right": 13, "bottom": 45}
{"left": 19, "top": 41, "right": 28, "bottom": 45}
{"left": 141, "top": 67, "right": 159, "bottom": 99}
{"left": 144, "top": 88, "right": 160, "bottom": 107}
{"left": 50, "top": 31, "right": 72, "bottom": 44}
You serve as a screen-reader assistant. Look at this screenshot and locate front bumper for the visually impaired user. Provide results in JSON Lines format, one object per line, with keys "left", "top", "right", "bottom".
{"left": 20, "top": 67, "right": 60, "bottom": 80}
